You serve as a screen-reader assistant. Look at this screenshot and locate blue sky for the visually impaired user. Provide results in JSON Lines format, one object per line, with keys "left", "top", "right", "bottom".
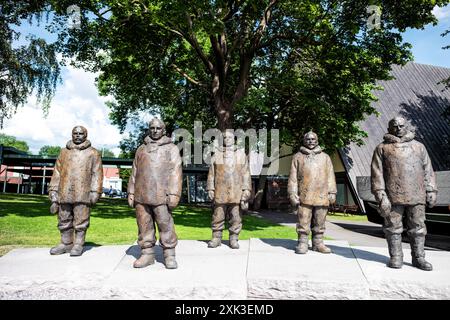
{"left": 2, "top": 4, "right": 450, "bottom": 154}
{"left": 403, "top": 5, "right": 450, "bottom": 68}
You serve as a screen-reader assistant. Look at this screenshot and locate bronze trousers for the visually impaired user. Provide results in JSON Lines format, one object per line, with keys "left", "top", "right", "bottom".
{"left": 296, "top": 204, "right": 328, "bottom": 236}
{"left": 383, "top": 204, "right": 427, "bottom": 237}
{"left": 135, "top": 203, "right": 178, "bottom": 249}
{"left": 211, "top": 204, "right": 242, "bottom": 236}
{"left": 58, "top": 203, "right": 90, "bottom": 232}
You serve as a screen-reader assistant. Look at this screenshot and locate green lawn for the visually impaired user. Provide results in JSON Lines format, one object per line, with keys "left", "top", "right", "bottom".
{"left": 327, "top": 212, "right": 369, "bottom": 222}
{"left": 0, "top": 193, "right": 297, "bottom": 256}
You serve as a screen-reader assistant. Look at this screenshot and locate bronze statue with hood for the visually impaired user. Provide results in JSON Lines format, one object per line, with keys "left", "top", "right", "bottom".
{"left": 48, "top": 126, "right": 103, "bottom": 256}
{"left": 371, "top": 116, "right": 437, "bottom": 271}
{"left": 127, "top": 118, "right": 182, "bottom": 269}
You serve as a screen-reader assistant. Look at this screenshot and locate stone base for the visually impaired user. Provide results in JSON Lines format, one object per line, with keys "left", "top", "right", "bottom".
{"left": 352, "top": 246, "right": 450, "bottom": 299}
{"left": 247, "top": 239, "right": 370, "bottom": 299}
{"left": 1, "top": 240, "right": 450, "bottom": 299}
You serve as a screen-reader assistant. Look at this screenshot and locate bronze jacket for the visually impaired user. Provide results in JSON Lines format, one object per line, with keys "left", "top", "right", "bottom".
{"left": 371, "top": 132, "right": 437, "bottom": 205}
{"left": 49, "top": 140, "right": 103, "bottom": 204}
{"left": 287, "top": 146, "right": 337, "bottom": 206}
{"left": 207, "top": 146, "right": 252, "bottom": 204}
{"left": 128, "top": 136, "right": 182, "bottom": 206}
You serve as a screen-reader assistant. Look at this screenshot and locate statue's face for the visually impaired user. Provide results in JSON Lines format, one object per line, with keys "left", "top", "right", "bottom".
{"left": 303, "top": 133, "right": 318, "bottom": 149}
{"left": 223, "top": 131, "right": 234, "bottom": 147}
{"left": 389, "top": 117, "right": 407, "bottom": 138}
{"left": 149, "top": 120, "right": 165, "bottom": 140}
{"left": 72, "top": 126, "right": 87, "bottom": 145}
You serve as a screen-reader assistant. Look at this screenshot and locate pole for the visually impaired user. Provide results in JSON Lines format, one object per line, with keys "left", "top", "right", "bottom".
{"left": 42, "top": 166, "right": 46, "bottom": 195}
{"left": 3, "top": 165, "right": 7, "bottom": 193}
{"left": 17, "top": 174, "right": 21, "bottom": 193}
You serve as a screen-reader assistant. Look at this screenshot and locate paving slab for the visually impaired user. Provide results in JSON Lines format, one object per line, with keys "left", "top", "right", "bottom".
{"left": 246, "top": 239, "right": 370, "bottom": 300}
{"left": 352, "top": 246, "right": 450, "bottom": 299}
{"left": 101, "top": 240, "right": 249, "bottom": 300}
{"left": 0, "top": 245, "right": 129, "bottom": 299}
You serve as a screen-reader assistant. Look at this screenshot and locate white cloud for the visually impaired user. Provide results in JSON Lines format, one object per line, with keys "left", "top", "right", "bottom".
{"left": 433, "top": 5, "right": 450, "bottom": 21}
{"left": 1, "top": 65, "right": 124, "bottom": 155}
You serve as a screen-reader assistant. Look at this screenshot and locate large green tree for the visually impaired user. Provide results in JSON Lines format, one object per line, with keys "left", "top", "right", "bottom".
{"left": 0, "top": 0, "right": 60, "bottom": 128}
{"left": 0, "top": 133, "right": 29, "bottom": 152}
{"left": 45, "top": 1, "right": 446, "bottom": 140}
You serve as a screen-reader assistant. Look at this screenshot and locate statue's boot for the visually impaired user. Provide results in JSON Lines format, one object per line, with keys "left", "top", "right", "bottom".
{"left": 229, "top": 234, "right": 239, "bottom": 249}
{"left": 163, "top": 248, "right": 178, "bottom": 269}
{"left": 70, "top": 230, "right": 86, "bottom": 256}
{"left": 312, "top": 234, "right": 331, "bottom": 254}
{"left": 386, "top": 234, "right": 403, "bottom": 269}
{"left": 208, "top": 231, "right": 222, "bottom": 248}
{"left": 50, "top": 229, "right": 73, "bottom": 255}
{"left": 133, "top": 247, "right": 155, "bottom": 268}
{"left": 295, "top": 234, "right": 309, "bottom": 254}
{"left": 411, "top": 235, "right": 432, "bottom": 271}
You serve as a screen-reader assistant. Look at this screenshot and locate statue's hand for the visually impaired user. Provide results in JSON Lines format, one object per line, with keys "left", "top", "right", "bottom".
{"left": 426, "top": 192, "right": 437, "bottom": 208}
{"left": 328, "top": 193, "right": 336, "bottom": 205}
{"left": 49, "top": 202, "right": 59, "bottom": 215}
{"left": 166, "top": 194, "right": 180, "bottom": 210}
{"left": 89, "top": 192, "right": 100, "bottom": 205}
{"left": 241, "top": 190, "right": 251, "bottom": 202}
{"left": 379, "top": 195, "right": 391, "bottom": 218}
{"left": 128, "top": 194, "right": 135, "bottom": 208}
{"left": 289, "top": 193, "right": 300, "bottom": 207}
{"left": 49, "top": 191, "right": 58, "bottom": 203}
{"left": 208, "top": 190, "right": 215, "bottom": 201}
{"left": 374, "top": 190, "right": 387, "bottom": 203}
{"left": 240, "top": 200, "right": 249, "bottom": 211}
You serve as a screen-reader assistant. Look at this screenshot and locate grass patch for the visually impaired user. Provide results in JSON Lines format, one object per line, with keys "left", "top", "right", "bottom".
{"left": 0, "top": 193, "right": 296, "bottom": 256}
{"left": 327, "top": 212, "right": 368, "bottom": 222}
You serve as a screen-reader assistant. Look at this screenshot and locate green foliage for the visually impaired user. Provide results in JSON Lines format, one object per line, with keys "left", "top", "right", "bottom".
{"left": 0, "top": 133, "right": 29, "bottom": 152}
{"left": 0, "top": 0, "right": 60, "bottom": 127}
{"left": 38, "top": 145, "right": 61, "bottom": 156}
{"left": 6, "top": 1, "right": 448, "bottom": 152}
{"left": 100, "top": 148, "right": 116, "bottom": 157}
{"left": 44, "top": 0, "right": 448, "bottom": 152}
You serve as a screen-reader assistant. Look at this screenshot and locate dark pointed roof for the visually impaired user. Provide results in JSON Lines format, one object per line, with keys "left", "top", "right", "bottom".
{"left": 340, "top": 62, "right": 450, "bottom": 202}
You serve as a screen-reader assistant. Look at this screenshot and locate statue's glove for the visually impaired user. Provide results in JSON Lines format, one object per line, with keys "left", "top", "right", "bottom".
{"left": 328, "top": 193, "right": 336, "bottom": 205}
{"left": 128, "top": 194, "right": 135, "bottom": 208}
{"left": 374, "top": 190, "right": 387, "bottom": 203}
{"left": 166, "top": 194, "right": 180, "bottom": 210}
{"left": 289, "top": 193, "right": 300, "bottom": 207}
{"left": 49, "top": 202, "right": 59, "bottom": 215}
{"left": 49, "top": 191, "right": 58, "bottom": 203}
{"left": 208, "top": 190, "right": 215, "bottom": 201}
{"left": 241, "top": 190, "right": 251, "bottom": 202}
{"left": 426, "top": 191, "right": 437, "bottom": 208}
{"left": 240, "top": 200, "right": 249, "bottom": 211}
{"left": 375, "top": 190, "right": 391, "bottom": 217}
{"left": 89, "top": 192, "right": 100, "bottom": 205}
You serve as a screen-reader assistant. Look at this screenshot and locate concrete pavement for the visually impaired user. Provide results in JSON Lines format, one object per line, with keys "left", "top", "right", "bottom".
{"left": 2, "top": 241, "right": 450, "bottom": 299}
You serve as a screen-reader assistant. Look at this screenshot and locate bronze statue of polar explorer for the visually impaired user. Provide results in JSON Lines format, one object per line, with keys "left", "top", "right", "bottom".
{"left": 371, "top": 116, "right": 437, "bottom": 271}
{"left": 288, "top": 131, "right": 337, "bottom": 254}
{"left": 48, "top": 126, "right": 103, "bottom": 256}
{"left": 206, "top": 130, "right": 252, "bottom": 249}
{"left": 127, "top": 118, "right": 182, "bottom": 269}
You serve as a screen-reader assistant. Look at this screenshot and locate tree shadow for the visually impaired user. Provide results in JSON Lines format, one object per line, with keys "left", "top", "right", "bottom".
{"left": 125, "top": 244, "right": 165, "bottom": 264}
{"left": 398, "top": 90, "right": 450, "bottom": 171}
{"left": 259, "top": 238, "right": 395, "bottom": 266}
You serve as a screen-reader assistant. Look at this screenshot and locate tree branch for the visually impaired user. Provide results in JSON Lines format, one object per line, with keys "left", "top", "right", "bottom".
{"left": 171, "top": 63, "right": 208, "bottom": 89}
{"left": 185, "top": 13, "right": 215, "bottom": 74}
